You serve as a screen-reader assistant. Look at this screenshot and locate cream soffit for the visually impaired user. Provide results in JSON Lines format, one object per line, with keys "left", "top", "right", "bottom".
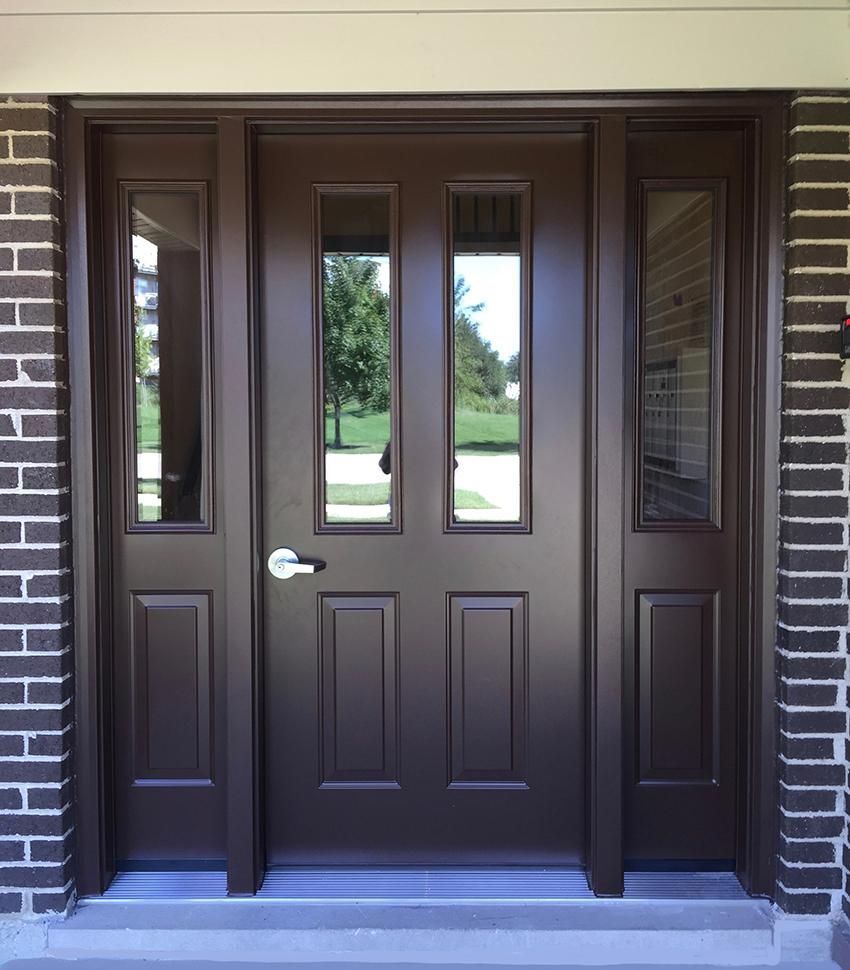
{"left": 0, "top": 1, "right": 847, "bottom": 93}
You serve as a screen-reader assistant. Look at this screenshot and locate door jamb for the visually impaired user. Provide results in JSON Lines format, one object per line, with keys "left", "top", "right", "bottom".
{"left": 64, "top": 93, "right": 782, "bottom": 899}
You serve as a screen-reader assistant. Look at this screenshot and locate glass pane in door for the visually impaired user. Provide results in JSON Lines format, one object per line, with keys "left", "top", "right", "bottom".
{"left": 449, "top": 187, "right": 529, "bottom": 528}
{"left": 318, "top": 189, "right": 398, "bottom": 529}
{"left": 128, "top": 188, "right": 209, "bottom": 527}
{"left": 639, "top": 187, "right": 720, "bottom": 525}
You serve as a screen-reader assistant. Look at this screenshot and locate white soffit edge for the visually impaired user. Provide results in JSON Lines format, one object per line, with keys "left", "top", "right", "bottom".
{"left": 0, "top": 1, "right": 847, "bottom": 94}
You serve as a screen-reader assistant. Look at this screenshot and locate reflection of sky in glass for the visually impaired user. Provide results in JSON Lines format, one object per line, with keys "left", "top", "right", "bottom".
{"left": 369, "top": 255, "right": 390, "bottom": 295}
{"left": 374, "top": 253, "right": 519, "bottom": 362}
{"left": 455, "top": 255, "right": 520, "bottom": 361}
{"left": 132, "top": 234, "right": 158, "bottom": 272}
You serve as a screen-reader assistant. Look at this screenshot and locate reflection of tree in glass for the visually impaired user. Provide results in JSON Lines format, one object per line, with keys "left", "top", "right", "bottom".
{"left": 323, "top": 255, "right": 391, "bottom": 449}
{"left": 454, "top": 278, "right": 514, "bottom": 414}
{"left": 133, "top": 297, "right": 160, "bottom": 456}
{"left": 133, "top": 302, "right": 155, "bottom": 380}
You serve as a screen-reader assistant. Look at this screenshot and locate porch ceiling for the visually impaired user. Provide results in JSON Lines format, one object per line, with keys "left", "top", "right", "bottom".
{"left": 0, "top": 1, "right": 847, "bottom": 95}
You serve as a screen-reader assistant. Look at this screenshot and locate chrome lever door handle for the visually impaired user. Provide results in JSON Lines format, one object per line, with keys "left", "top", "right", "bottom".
{"left": 267, "top": 547, "right": 327, "bottom": 580}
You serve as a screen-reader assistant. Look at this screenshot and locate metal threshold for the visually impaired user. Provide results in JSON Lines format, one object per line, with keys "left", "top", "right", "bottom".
{"left": 96, "top": 867, "right": 749, "bottom": 903}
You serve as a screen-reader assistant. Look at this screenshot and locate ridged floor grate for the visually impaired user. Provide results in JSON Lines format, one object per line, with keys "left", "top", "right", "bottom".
{"left": 259, "top": 867, "right": 594, "bottom": 901}
{"left": 624, "top": 871, "right": 749, "bottom": 900}
{"left": 100, "top": 868, "right": 747, "bottom": 903}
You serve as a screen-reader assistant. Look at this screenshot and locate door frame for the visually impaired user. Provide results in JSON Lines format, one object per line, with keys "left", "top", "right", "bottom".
{"left": 65, "top": 93, "right": 784, "bottom": 899}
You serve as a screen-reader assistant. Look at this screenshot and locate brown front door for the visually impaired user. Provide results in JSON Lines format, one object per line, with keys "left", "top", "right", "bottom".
{"left": 95, "top": 114, "right": 755, "bottom": 882}
{"left": 257, "top": 133, "right": 589, "bottom": 864}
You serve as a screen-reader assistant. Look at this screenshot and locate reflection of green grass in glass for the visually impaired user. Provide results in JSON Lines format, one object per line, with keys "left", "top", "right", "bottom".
{"left": 327, "top": 482, "right": 493, "bottom": 510}
{"left": 325, "top": 406, "right": 390, "bottom": 453}
{"left": 136, "top": 385, "right": 161, "bottom": 453}
{"left": 451, "top": 489, "right": 496, "bottom": 509}
{"left": 325, "top": 405, "right": 519, "bottom": 455}
{"left": 137, "top": 478, "right": 161, "bottom": 523}
{"left": 327, "top": 483, "right": 390, "bottom": 505}
{"left": 455, "top": 409, "right": 519, "bottom": 456}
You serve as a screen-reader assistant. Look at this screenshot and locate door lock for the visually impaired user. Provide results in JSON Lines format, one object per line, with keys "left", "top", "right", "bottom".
{"left": 267, "top": 547, "right": 327, "bottom": 580}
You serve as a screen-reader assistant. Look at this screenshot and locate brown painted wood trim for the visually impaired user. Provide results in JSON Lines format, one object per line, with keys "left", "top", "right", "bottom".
{"left": 66, "top": 92, "right": 787, "bottom": 119}
{"left": 217, "top": 116, "right": 265, "bottom": 894}
{"left": 585, "top": 115, "right": 626, "bottom": 897}
{"left": 66, "top": 108, "right": 117, "bottom": 895}
{"left": 734, "top": 106, "right": 783, "bottom": 898}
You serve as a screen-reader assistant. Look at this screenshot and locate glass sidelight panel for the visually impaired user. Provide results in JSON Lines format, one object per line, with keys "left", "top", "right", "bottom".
{"left": 317, "top": 188, "right": 398, "bottom": 529}
{"left": 638, "top": 186, "right": 722, "bottom": 526}
{"left": 127, "top": 187, "right": 209, "bottom": 528}
{"left": 448, "top": 186, "right": 529, "bottom": 529}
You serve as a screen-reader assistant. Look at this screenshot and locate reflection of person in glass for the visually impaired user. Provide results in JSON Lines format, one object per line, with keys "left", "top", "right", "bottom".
{"left": 379, "top": 441, "right": 457, "bottom": 477}
{"left": 379, "top": 440, "right": 391, "bottom": 476}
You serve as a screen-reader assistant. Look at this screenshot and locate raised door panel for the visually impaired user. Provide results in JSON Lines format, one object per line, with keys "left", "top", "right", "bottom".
{"left": 320, "top": 595, "right": 399, "bottom": 787}
{"left": 131, "top": 592, "right": 213, "bottom": 785}
{"left": 637, "top": 591, "right": 718, "bottom": 784}
{"left": 448, "top": 594, "right": 527, "bottom": 788}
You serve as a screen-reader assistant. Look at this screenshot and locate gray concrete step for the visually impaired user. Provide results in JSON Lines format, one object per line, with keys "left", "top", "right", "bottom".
{"left": 3, "top": 962, "right": 846, "bottom": 970}
{"left": 45, "top": 900, "right": 788, "bottom": 965}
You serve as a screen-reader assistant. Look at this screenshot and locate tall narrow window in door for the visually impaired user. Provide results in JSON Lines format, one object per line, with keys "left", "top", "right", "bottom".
{"left": 637, "top": 184, "right": 724, "bottom": 527}
{"left": 447, "top": 185, "right": 530, "bottom": 530}
{"left": 316, "top": 187, "right": 400, "bottom": 530}
{"left": 124, "top": 185, "right": 211, "bottom": 529}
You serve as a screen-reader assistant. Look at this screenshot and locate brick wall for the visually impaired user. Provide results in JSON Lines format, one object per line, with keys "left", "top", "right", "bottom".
{"left": 779, "top": 92, "right": 850, "bottom": 916}
{"left": 0, "top": 96, "right": 72, "bottom": 917}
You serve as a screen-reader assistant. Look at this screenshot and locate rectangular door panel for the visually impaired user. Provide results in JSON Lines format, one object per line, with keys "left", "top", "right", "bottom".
{"left": 320, "top": 594, "right": 399, "bottom": 787}
{"left": 131, "top": 592, "right": 213, "bottom": 783}
{"left": 448, "top": 594, "right": 527, "bottom": 787}
{"left": 637, "top": 591, "right": 718, "bottom": 784}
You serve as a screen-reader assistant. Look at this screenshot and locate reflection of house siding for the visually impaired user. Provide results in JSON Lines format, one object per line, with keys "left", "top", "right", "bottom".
{"left": 643, "top": 193, "right": 713, "bottom": 520}
{"left": 133, "top": 262, "right": 160, "bottom": 375}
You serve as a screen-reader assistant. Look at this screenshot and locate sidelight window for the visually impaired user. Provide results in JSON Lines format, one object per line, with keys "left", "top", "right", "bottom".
{"left": 125, "top": 186, "right": 211, "bottom": 529}
{"left": 637, "top": 184, "right": 724, "bottom": 527}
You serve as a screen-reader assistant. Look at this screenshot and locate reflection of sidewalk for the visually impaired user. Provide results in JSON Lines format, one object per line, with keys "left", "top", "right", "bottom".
{"left": 328, "top": 504, "right": 389, "bottom": 520}
{"left": 138, "top": 452, "right": 161, "bottom": 479}
{"left": 326, "top": 450, "right": 520, "bottom": 519}
{"left": 456, "top": 454, "right": 520, "bottom": 520}
{"left": 326, "top": 452, "right": 386, "bottom": 484}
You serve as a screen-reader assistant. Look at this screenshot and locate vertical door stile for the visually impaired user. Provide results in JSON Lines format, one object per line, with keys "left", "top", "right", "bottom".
{"left": 586, "top": 115, "right": 627, "bottom": 897}
{"left": 217, "top": 116, "right": 264, "bottom": 894}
